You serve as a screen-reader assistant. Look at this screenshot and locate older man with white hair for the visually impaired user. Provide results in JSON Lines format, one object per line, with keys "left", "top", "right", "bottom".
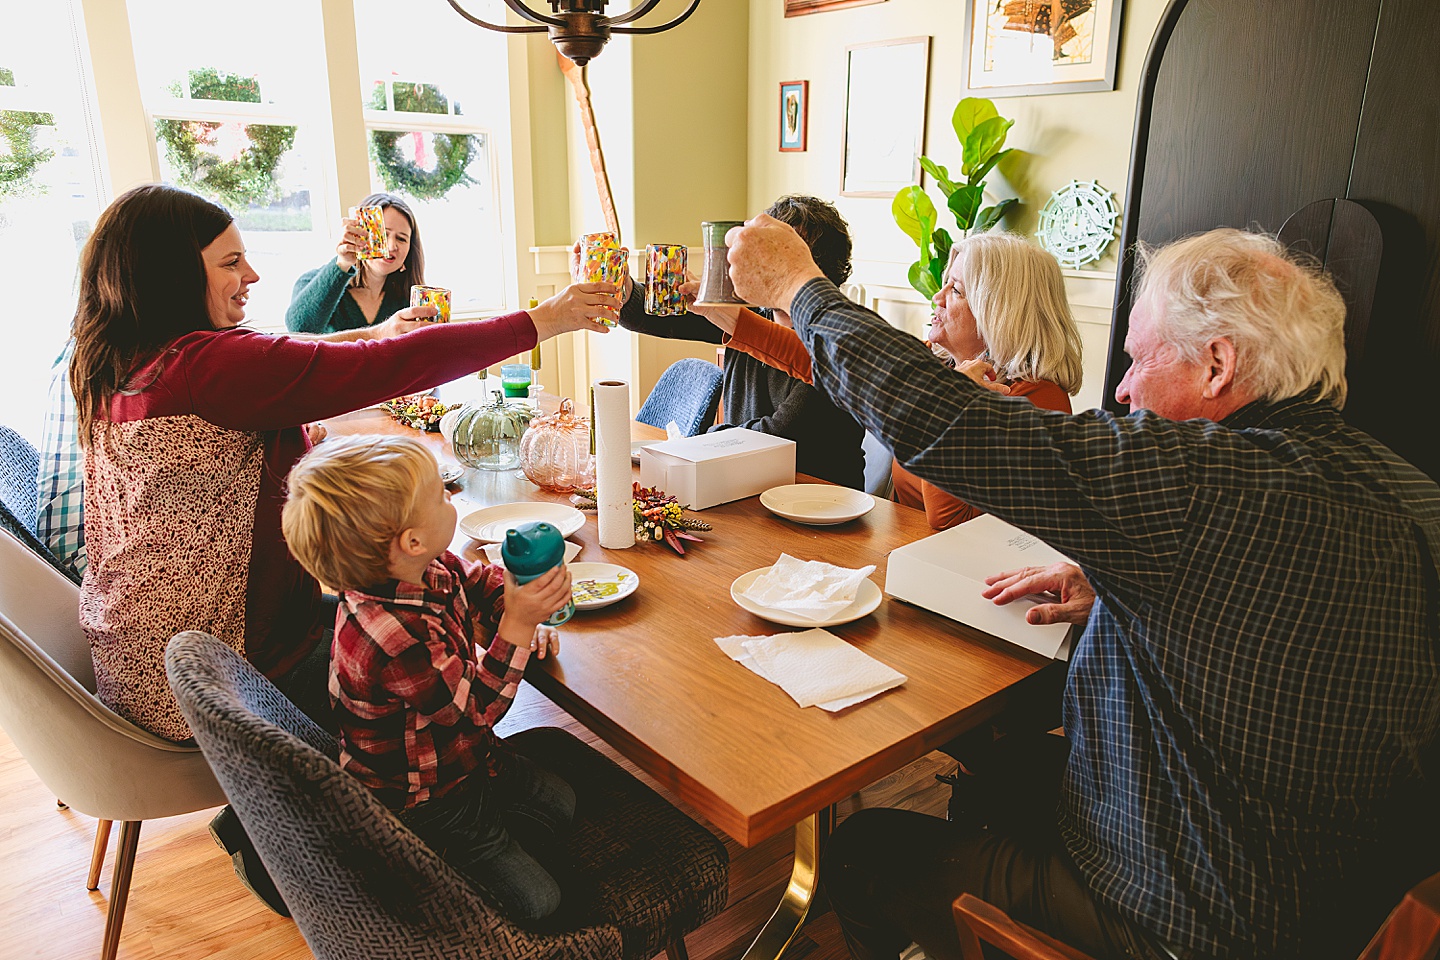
{"left": 724, "top": 221, "right": 1440, "bottom": 960}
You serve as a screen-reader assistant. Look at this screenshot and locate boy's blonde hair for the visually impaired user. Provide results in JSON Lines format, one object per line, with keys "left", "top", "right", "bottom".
{"left": 282, "top": 434, "right": 439, "bottom": 591}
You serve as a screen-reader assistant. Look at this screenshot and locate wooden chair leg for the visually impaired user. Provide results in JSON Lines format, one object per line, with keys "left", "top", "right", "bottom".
{"left": 100, "top": 821, "right": 141, "bottom": 960}
{"left": 88, "top": 819, "right": 114, "bottom": 890}
{"left": 665, "top": 938, "right": 690, "bottom": 960}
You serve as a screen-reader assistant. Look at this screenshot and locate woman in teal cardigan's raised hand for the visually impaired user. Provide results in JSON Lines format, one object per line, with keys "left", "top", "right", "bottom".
{"left": 287, "top": 192, "right": 424, "bottom": 334}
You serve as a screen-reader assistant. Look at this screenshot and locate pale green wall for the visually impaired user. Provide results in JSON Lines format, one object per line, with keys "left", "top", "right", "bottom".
{"left": 745, "top": 0, "right": 1171, "bottom": 280}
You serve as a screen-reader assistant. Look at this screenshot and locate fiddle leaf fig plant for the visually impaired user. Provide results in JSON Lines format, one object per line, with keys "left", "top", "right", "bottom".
{"left": 894, "top": 96, "right": 1019, "bottom": 299}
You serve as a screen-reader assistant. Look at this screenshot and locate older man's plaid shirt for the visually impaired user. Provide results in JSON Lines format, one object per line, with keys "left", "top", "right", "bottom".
{"left": 37, "top": 342, "right": 85, "bottom": 577}
{"left": 331, "top": 552, "right": 524, "bottom": 812}
{"left": 791, "top": 279, "right": 1440, "bottom": 959}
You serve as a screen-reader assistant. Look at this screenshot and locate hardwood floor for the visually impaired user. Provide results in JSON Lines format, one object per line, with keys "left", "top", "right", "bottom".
{"left": 0, "top": 681, "right": 955, "bottom": 960}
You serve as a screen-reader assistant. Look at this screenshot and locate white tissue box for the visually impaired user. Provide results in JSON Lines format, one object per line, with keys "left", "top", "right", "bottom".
{"left": 639, "top": 430, "right": 796, "bottom": 510}
{"left": 885, "top": 514, "right": 1073, "bottom": 660}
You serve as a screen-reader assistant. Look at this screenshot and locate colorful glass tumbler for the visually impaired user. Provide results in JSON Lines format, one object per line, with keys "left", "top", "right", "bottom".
{"left": 577, "top": 232, "right": 626, "bottom": 327}
{"left": 645, "top": 243, "right": 688, "bottom": 316}
{"left": 500, "top": 521, "right": 575, "bottom": 626}
{"left": 353, "top": 205, "right": 387, "bottom": 261}
{"left": 409, "top": 285, "right": 451, "bottom": 323}
{"left": 694, "top": 220, "right": 749, "bottom": 306}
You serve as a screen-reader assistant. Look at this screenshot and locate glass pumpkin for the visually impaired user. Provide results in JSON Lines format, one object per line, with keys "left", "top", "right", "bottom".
{"left": 452, "top": 392, "right": 532, "bottom": 471}
{"left": 519, "top": 398, "right": 594, "bottom": 493}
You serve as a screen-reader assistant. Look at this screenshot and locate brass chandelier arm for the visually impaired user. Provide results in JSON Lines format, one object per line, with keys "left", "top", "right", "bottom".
{"left": 502, "top": 0, "right": 565, "bottom": 26}
{"left": 444, "top": 0, "right": 550, "bottom": 32}
{"left": 603, "top": 0, "right": 665, "bottom": 26}
{"left": 610, "top": 0, "right": 702, "bottom": 34}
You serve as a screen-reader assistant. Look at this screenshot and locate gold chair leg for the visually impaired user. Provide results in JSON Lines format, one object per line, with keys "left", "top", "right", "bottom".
{"left": 665, "top": 937, "right": 691, "bottom": 960}
{"left": 739, "top": 805, "right": 835, "bottom": 960}
{"left": 100, "top": 821, "right": 141, "bottom": 960}
{"left": 88, "top": 819, "right": 114, "bottom": 890}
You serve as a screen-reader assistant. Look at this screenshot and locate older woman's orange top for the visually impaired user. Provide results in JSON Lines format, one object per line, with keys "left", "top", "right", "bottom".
{"left": 725, "top": 308, "right": 1072, "bottom": 529}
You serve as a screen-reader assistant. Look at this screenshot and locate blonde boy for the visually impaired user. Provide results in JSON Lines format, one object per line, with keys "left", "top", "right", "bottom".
{"left": 283, "top": 434, "right": 575, "bottom": 923}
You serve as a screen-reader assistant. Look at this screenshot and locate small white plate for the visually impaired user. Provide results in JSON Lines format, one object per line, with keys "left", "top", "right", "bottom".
{"left": 729, "top": 566, "right": 883, "bottom": 627}
{"left": 439, "top": 463, "right": 465, "bottom": 485}
{"left": 459, "top": 503, "right": 586, "bottom": 544}
{"left": 759, "top": 484, "right": 875, "bottom": 526}
{"left": 481, "top": 541, "right": 582, "bottom": 569}
{"left": 569, "top": 562, "right": 639, "bottom": 610}
{"left": 631, "top": 439, "right": 659, "bottom": 464}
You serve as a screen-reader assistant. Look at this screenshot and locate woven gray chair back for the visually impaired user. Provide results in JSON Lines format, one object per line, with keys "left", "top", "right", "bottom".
{"left": 165, "top": 631, "right": 626, "bottom": 960}
{"left": 0, "top": 425, "right": 39, "bottom": 533}
{"left": 0, "top": 425, "right": 77, "bottom": 585}
{"left": 636, "top": 358, "right": 723, "bottom": 437}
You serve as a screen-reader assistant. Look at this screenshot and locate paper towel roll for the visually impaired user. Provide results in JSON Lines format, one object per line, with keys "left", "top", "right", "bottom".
{"left": 593, "top": 379, "right": 634, "bottom": 549}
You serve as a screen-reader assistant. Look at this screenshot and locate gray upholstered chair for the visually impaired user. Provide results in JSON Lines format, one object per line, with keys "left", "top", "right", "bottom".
{"left": 0, "top": 528, "right": 226, "bottom": 960}
{"left": 636, "top": 358, "right": 723, "bottom": 437}
{"left": 165, "top": 630, "right": 729, "bottom": 960}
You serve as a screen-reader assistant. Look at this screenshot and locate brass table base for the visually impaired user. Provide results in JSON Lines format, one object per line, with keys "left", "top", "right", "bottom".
{"left": 740, "top": 806, "right": 836, "bottom": 960}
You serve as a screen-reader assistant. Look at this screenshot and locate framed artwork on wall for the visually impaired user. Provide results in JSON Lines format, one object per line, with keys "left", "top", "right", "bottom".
{"left": 840, "top": 36, "right": 931, "bottom": 197}
{"left": 785, "top": 0, "right": 886, "bottom": 16}
{"left": 779, "top": 81, "right": 809, "bottom": 152}
{"left": 963, "top": 0, "right": 1124, "bottom": 97}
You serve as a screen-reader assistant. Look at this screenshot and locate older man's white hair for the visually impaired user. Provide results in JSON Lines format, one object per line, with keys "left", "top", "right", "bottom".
{"left": 1135, "top": 228, "right": 1348, "bottom": 406}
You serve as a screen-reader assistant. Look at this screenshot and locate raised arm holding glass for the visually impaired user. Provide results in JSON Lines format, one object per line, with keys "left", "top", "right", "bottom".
{"left": 724, "top": 216, "right": 1440, "bottom": 960}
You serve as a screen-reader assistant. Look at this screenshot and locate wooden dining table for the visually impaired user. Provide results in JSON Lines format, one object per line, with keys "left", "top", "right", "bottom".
{"left": 326, "top": 405, "right": 1052, "bottom": 960}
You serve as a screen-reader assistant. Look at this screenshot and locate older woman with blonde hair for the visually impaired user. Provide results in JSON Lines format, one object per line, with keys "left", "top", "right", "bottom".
{"left": 699, "top": 231, "right": 1083, "bottom": 528}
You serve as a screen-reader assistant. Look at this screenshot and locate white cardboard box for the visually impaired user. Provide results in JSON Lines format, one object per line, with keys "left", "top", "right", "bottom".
{"left": 884, "top": 514, "right": 1073, "bottom": 659}
{"left": 639, "top": 430, "right": 796, "bottom": 510}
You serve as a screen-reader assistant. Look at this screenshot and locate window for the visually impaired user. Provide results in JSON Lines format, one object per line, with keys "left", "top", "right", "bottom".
{"left": 355, "top": 0, "right": 511, "bottom": 315}
{"left": 0, "top": 1, "right": 105, "bottom": 444}
{"left": 127, "top": 0, "right": 331, "bottom": 332}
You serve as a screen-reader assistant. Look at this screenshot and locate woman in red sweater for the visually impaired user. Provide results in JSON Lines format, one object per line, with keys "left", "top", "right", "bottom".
{"left": 70, "top": 184, "right": 616, "bottom": 742}
{"left": 702, "top": 232, "right": 1083, "bottom": 529}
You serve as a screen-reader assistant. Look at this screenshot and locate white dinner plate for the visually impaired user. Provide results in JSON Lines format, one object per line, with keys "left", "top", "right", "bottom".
{"left": 569, "top": 562, "right": 639, "bottom": 610}
{"left": 729, "top": 566, "right": 883, "bottom": 627}
{"left": 759, "top": 484, "right": 875, "bottom": 526}
{"left": 459, "top": 503, "right": 586, "bottom": 544}
{"left": 480, "top": 540, "right": 582, "bottom": 569}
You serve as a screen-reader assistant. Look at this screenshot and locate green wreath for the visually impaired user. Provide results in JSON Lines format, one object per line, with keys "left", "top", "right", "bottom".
{"left": 154, "top": 69, "right": 295, "bottom": 210}
{"left": 369, "top": 129, "right": 478, "bottom": 201}
{"left": 0, "top": 110, "right": 56, "bottom": 201}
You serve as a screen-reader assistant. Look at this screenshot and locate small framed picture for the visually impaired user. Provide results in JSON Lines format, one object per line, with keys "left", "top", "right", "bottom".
{"left": 779, "top": 80, "right": 809, "bottom": 152}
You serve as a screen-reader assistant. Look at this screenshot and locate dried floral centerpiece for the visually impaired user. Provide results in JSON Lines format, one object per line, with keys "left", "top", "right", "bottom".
{"left": 573, "top": 482, "right": 711, "bottom": 555}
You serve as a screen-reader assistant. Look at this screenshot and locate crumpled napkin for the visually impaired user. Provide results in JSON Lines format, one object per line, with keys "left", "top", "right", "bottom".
{"left": 715, "top": 629, "right": 906, "bottom": 711}
{"left": 737, "top": 553, "right": 877, "bottom": 621}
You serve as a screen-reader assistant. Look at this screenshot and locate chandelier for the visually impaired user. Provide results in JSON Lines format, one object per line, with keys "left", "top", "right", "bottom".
{"left": 445, "top": 0, "right": 703, "bottom": 66}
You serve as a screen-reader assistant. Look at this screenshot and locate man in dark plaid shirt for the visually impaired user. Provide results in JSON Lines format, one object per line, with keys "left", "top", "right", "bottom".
{"left": 726, "top": 221, "right": 1440, "bottom": 960}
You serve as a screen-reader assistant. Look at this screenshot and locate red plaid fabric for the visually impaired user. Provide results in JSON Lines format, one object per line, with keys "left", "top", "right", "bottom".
{"left": 331, "top": 551, "right": 528, "bottom": 811}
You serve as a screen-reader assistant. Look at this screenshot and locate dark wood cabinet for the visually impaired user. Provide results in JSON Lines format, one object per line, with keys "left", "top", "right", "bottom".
{"left": 1105, "top": 0, "right": 1440, "bottom": 481}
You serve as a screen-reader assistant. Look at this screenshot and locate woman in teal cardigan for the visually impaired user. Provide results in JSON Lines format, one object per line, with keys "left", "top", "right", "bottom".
{"left": 287, "top": 193, "right": 425, "bottom": 334}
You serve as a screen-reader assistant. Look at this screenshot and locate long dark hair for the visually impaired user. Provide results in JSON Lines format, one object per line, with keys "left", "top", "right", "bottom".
{"left": 349, "top": 192, "right": 425, "bottom": 299}
{"left": 70, "top": 184, "right": 234, "bottom": 446}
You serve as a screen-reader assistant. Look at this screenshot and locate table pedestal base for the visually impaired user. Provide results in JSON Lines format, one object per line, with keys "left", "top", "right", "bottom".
{"left": 741, "top": 806, "right": 835, "bottom": 960}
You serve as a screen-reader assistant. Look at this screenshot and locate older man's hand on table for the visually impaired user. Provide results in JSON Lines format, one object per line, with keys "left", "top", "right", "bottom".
{"left": 982, "top": 562, "right": 1095, "bottom": 627}
{"left": 725, "top": 214, "right": 826, "bottom": 313}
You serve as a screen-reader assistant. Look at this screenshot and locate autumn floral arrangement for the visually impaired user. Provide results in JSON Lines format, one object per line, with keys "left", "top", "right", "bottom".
{"left": 573, "top": 482, "right": 711, "bottom": 555}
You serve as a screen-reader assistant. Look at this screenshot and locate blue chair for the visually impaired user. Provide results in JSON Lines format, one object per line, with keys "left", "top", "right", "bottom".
{"left": 636, "top": 359, "right": 723, "bottom": 437}
{"left": 0, "top": 425, "right": 76, "bottom": 585}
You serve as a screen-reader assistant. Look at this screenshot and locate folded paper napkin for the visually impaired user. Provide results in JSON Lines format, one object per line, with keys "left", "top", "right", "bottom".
{"left": 738, "top": 553, "right": 877, "bottom": 621}
{"left": 715, "top": 629, "right": 906, "bottom": 711}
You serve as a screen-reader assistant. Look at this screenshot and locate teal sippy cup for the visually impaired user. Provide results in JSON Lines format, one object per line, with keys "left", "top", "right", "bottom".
{"left": 500, "top": 521, "right": 575, "bottom": 626}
